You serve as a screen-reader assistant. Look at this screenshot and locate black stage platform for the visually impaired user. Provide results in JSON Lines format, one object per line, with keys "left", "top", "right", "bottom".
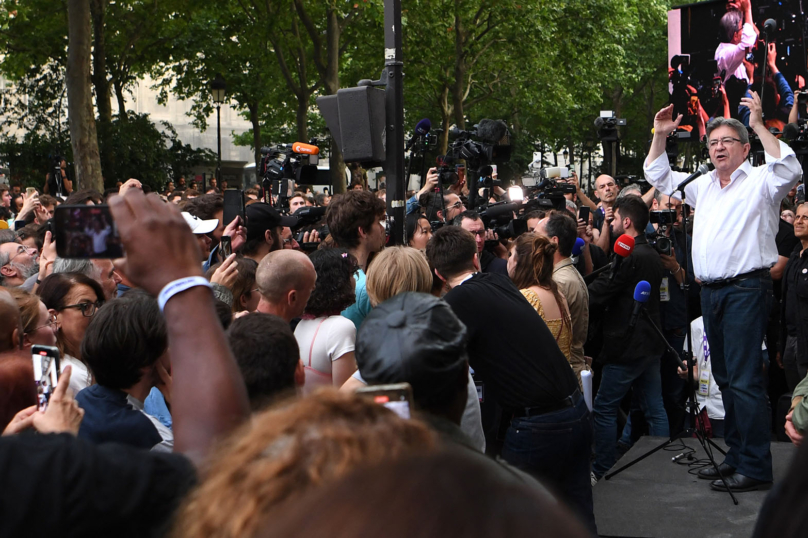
{"left": 593, "top": 436, "right": 797, "bottom": 538}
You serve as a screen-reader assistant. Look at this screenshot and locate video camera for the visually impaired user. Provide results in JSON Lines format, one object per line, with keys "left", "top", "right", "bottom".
{"left": 447, "top": 119, "right": 511, "bottom": 208}
{"left": 521, "top": 162, "right": 576, "bottom": 211}
{"left": 648, "top": 209, "right": 677, "bottom": 256}
{"left": 260, "top": 141, "right": 320, "bottom": 198}
{"left": 291, "top": 205, "right": 329, "bottom": 252}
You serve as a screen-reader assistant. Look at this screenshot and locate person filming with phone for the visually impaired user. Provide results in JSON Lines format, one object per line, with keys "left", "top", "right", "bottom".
{"left": 644, "top": 92, "right": 802, "bottom": 493}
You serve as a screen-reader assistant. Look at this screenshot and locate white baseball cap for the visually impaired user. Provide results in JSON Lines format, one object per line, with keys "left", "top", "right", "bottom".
{"left": 182, "top": 212, "right": 218, "bottom": 235}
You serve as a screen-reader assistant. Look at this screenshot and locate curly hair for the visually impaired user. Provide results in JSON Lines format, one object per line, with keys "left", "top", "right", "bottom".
{"left": 510, "top": 233, "right": 570, "bottom": 327}
{"left": 304, "top": 248, "right": 358, "bottom": 317}
{"left": 325, "top": 190, "right": 386, "bottom": 249}
{"left": 171, "top": 389, "right": 436, "bottom": 538}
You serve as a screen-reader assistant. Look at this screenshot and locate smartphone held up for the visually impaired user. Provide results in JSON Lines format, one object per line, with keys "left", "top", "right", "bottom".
{"left": 54, "top": 205, "right": 124, "bottom": 259}
{"left": 32, "top": 345, "right": 60, "bottom": 411}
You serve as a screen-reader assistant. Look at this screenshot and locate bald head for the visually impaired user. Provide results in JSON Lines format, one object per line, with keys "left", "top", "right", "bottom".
{"left": 256, "top": 250, "right": 317, "bottom": 322}
{"left": 0, "top": 287, "right": 21, "bottom": 352}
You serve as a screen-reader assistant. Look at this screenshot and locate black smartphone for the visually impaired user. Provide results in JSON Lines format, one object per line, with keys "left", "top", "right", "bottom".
{"left": 355, "top": 383, "right": 414, "bottom": 420}
{"left": 222, "top": 189, "right": 245, "bottom": 229}
{"left": 578, "top": 206, "right": 590, "bottom": 223}
{"left": 32, "top": 345, "right": 60, "bottom": 411}
{"left": 220, "top": 236, "right": 232, "bottom": 258}
{"left": 54, "top": 205, "right": 124, "bottom": 259}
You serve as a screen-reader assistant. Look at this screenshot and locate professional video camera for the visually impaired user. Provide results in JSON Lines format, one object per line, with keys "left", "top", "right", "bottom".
{"left": 291, "top": 205, "right": 329, "bottom": 252}
{"left": 434, "top": 155, "right": 460, "bottom": 186}
{"left": 648, "top": 209, "right": 677, "bottom": 256}
{"left": 522, "top": 161, "right": 576, "bottom": 211}
{"left": 446, "top": 119, "right": 511, "bottom": 208}
{"left": 478, "top": 202, "right": 528, "bottom": 241}
{"left": 260, "top": 141, "right": 320, "bottom": 204}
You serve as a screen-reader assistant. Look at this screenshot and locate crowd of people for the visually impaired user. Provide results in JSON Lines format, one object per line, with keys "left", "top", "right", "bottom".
{"left": 3, "top": 90, "right": 808, "bottom": 537}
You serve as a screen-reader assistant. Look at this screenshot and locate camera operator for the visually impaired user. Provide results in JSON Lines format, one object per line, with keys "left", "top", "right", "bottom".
{"left": 588, "top": 195, "right": 668, "bottom": 481}
{"left": 43, "top": 157, "right": 73, "bottom": 199}
{"left": 241, "top": 203, "right": 298, "bottom": 264}
{"left": 425, "top": 226, "right": 595, "bottom": 533}
{"left": 453, "top": 211, "right": 508, "bottom": 275}
{"left": 644, "top": 94, "right": 801, "bottom": 492}
{"left": 742, "top": 42, "right": 793, "bottom": 129}
{"left": 325, "top": 190, "right": 387, "bottom": 329}
{"left": 420, "top": 189, "right": 466, "bottom": 225}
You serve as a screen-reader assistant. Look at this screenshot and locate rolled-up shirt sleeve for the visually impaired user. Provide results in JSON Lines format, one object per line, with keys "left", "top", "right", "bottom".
{"left": 643, "top": 153, "right": 699, "bottom": 206}
{"left": 763, "top": 141, "right": 802, "bottom": 203}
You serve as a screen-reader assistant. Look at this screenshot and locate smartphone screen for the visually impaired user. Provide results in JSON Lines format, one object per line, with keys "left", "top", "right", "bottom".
{"left": 355, "top": 383, "right": 414, "bottom": 420}
{"left": 26, "top": 187, "right": 38, "bottom": 197}
{"left": 32, "top": 345, "right": 60, "bottom": 411}
{"left": 222, "top": 189, "right": 245, "bottom": 229}
{"left": 220, "top": 236, "right": 232, "bottom": 258}
{"left": 54, "top": 205, "right": 124, "bottom": 259}
{"left": 579, "top": 206, "right": 590, "bottom": 223}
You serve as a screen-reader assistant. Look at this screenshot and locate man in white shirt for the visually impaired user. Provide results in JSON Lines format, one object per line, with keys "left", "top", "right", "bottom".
{"left": 643, "top": 92, "right": 801, "bottom": 492}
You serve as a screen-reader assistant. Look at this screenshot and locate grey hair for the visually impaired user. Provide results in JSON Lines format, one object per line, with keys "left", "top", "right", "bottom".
{"left": 618, "top": 184, "right": 643, "bottom": 199}
{"left": 565, "top": 199, "right": 578, "bottom": 212}
{"left": 0, "top": 229, "right": 17, "bottom": 245}
{"left": 706, "top": 117, "right": 749, "bottom": 145}
{"left": 719, "top": 10, "right": 743, "bottom": 43}
{"left": 0, "top": 250, "right": 9, "bottom": 286}
{"left": 53, "top": 258, "right": 95, "bottom": 277}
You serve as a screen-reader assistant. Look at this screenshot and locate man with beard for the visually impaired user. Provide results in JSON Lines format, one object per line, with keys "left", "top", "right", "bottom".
{"left": 0, "top": 231, "right": 39, "bottom": 289}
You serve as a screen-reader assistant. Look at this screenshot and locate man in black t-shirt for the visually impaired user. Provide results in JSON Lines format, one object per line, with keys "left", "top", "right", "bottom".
{"left": 426, "top": 226, "right": 596, "bottom": 535}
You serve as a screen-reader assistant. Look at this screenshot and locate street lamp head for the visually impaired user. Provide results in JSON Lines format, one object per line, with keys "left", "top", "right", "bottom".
{"left": 211, "top": 74, "right": 227, "bottom": 104}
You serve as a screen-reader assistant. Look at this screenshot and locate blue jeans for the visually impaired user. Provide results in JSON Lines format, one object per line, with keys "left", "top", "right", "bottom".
{"left": 701, "top": 275, "right": 773, "bottom": 482}
{"left": 501, "top": 395, "right": 596, "bottom": 535}
{"left": 593, "top": 356, "right": 669, "bottom": 478}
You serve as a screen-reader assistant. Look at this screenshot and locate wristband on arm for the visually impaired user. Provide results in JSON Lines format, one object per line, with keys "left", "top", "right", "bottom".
{"left": 158, "top": 277, "right": 212, "bottom": 312}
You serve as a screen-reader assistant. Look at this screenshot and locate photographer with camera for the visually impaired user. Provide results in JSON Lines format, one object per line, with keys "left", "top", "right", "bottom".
{"left": 425, "top": 226, "right": 595, "bottom": 533}
{"left": 453, "top": 211, "right": 508, "bottom": 275}
{"left": 645, "top": 94, "right": 801, "bottom": 492}
{"left": 43, "top": 157, "right": 72, "bottom": 199}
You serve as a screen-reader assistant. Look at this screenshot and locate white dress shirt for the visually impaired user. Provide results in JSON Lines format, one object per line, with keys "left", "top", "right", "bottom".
{"left": 643, "top": 141, "right": 801, "bottom": 282}
{"left": 715, "top": 22, "right": 756, "bottom": 83}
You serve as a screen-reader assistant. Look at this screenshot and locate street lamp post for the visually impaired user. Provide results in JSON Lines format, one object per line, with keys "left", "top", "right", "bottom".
{"left": 211, "top": 74, "right": 226, "bottom": 187}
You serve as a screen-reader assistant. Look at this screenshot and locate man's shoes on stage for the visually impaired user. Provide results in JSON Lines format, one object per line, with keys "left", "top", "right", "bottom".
{"left": 709, "top": 472, "right": 772, "bottom": 492}
{"left": 697, "top": 462, "right": 735, "bottom": 480}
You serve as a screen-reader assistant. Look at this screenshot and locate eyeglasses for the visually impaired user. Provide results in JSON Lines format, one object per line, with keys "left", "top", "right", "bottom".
{"left": 708, "top": 137, "right": 742, "bottom": 148}
{"left": 4, "top": 244, "right": 36, "bottom": 265}
{"left": 468, "top": 230, "right": 486, "bottom": 237}
{"left": 30, "top": 313, "right": 58, "bottom": 334}
{"left": 61, "top": 301, "right": 103, "bottom": 317}
{"left": 446, "top": 201, "right": 463, "bottom": 210}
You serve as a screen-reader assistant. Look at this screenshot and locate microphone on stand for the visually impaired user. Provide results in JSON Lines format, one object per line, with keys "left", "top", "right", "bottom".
{"left": 676, "top": 164, "right": 710, "bottom": 193}
{"left": 609, "top": 234, "right": 635, "bottom": 283}
{"left": 405, "top": 118, "right": 432, "bottom": 151}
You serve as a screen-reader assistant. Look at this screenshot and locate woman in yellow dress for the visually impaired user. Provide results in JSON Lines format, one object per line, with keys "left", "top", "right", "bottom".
{"left": 507, "top": 233, "right": 575, "bottom": 372}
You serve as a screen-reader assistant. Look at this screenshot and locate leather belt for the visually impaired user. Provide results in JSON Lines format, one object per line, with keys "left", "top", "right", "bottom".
{"left": 510, "top": 390, "right": 582, "bottom": 418}
{"left": 701, "top": 268, "right": 770, "bottom": 289}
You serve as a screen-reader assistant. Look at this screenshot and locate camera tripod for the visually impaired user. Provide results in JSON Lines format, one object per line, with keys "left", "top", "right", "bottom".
{"left": 603, "top": 182, "right": 739, "bottom": 505}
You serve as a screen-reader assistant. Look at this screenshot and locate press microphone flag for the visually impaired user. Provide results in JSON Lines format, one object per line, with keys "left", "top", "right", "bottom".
{"left": 609, "top": 234, "right": 635, "bottom": 283}
{"left": 406, "top": 118, "right": 432, "bottom": 150}
{"left": 629, "top": 280, "right": 652, "bottom": 329}
{"left": 572, "top": 237, "right": 585, "bottom": 257}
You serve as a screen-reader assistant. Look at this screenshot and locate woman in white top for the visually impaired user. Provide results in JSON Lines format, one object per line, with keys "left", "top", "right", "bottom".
{"left": 38, "top": 272, "right": 105, "bottom": 395}
{"left": 294, "top": 249, "right": 358, "bottom": 394}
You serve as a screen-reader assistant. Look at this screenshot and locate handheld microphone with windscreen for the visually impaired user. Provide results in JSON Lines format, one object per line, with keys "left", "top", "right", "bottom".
{"left": 609, "top": 234, "right": 635, "bottom": 282}
{"left": 629, "top": 280, "right": 652, "bottom": 329}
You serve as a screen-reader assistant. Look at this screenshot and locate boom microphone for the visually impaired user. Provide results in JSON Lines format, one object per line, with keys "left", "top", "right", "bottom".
{"left": 476, "top": 119, "right": 509, "bottom": 144}
{"left": 676, "top": 163, "right": 710, "bottom": 192}
{"left": 406, "top": 118, "right": 432, "bottom": 150}
{"left": 783, "top": 123, "right": 800, "bottom": 141}
{"left": 291, "top": 142, "right": 320, "bottom": 155}
{"left": 609, "top": 234, "right": 635, "bottom": 283}
{"left": 629, "top": 280, "right": 652, "bottom": 329}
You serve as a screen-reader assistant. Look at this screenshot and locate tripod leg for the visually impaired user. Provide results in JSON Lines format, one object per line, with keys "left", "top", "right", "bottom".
{"left": 604, "top": 435, "right": 679, "bottom": 480}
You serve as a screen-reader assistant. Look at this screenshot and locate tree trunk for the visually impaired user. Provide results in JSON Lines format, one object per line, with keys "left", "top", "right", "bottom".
{"left": 89, "top": 0, "right": 111, "bottom": 125}
{"left": 296, "top": 91, "right": 309, "bottom": 142}
{"left": 439, "top": 85, "right": 452, "bottom": 155}
{"left": 66, "top": 0, "right": 103, "bottom": 192}
{"left": 249, "top": 102, "right": 261, "bottom": 173}
{"left": 114, "top": 79, "right": 127, "bottom": 121}
{"left": 451, "top": 11, "right": 466, "bottom": 129}
{"left": 325, "top": 5, "right": 345, "bottom": 193}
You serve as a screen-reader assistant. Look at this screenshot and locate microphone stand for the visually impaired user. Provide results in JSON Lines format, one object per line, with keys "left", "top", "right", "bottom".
{"left": 604, "top": 185, "right": 738, "bottom": 505}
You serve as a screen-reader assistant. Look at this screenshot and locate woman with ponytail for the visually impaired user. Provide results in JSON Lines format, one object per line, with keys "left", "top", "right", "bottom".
{"left": 507, "top": 233, "right": 573, "bottom": 365}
